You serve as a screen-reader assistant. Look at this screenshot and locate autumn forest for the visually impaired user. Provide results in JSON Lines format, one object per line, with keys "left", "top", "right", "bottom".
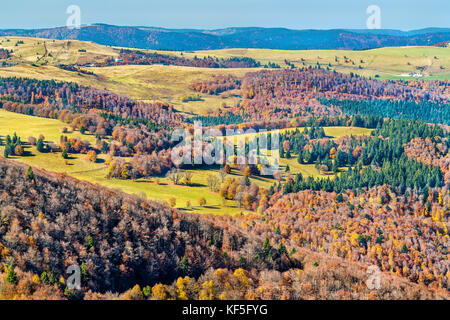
{"left": 0, "top": 24, "right": 449, "bottom": 302}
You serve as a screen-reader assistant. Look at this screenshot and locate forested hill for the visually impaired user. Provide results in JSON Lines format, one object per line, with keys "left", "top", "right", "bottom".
{"left": 1, "top": 24, "right": 449, "bottom": 50}
{"left": 0, "top": 157, "right": 314, "bottom": 295}
{"left": 1, "top": 158, "right": 447, "bottom": 299}
{"left": 0, "top": 158, "right": 253, "bottom": 293}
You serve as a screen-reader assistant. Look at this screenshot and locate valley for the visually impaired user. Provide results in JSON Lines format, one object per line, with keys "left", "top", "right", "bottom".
{"left": 0, "top": 31, "right": 449, "bottom": 301}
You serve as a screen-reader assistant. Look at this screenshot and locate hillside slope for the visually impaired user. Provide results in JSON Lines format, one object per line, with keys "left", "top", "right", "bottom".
{"left": 0, "top": 158, "right": 448, "bottom": 299}
{"left": 0, "top": 157, "right": 254, "bottom": 293}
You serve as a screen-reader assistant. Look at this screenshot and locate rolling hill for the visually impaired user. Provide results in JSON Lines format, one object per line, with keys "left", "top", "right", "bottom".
{"left": 0, "top": 37, "right": 448, "bottom": 116}
{"left": 0, "top": 157, "right": 448, "bottom": 299}
{"left": 0, "top": 29, "right": 449, "bottom": 300}
{"left": 0, "top": 24, "right": 449, "bottom": 51}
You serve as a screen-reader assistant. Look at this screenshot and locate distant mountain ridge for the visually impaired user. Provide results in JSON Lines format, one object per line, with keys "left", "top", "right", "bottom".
{"left": 0, "top": 24, "right": 449, "bottom": 51}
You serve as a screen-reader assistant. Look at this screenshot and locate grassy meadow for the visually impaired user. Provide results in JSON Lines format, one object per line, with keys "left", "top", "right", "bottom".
{"left": 0, "top": 110, "right": 249, "bottom": 215}
{"left": 177, "top": 46, "right": 450, "bottom": 80}
{"left": 229, "top": 125, "right": 373, "bottom": 141}
{"left": 87, "top": 64, "right": 252, "bottom": 115}
{"left": 0, "top": 36, "right": 118, "bottom": 65}
{"left": 0, "top": 109, "right": 374, "bottom": 215}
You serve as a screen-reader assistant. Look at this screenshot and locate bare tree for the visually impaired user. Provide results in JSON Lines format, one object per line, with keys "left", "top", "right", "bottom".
{"left": 234, "top": 191, "right": 243, "bottom": 208}
{"left": 167, "top": 168, "right": 184, "bottom": 185}
{"left": 219, "top": 167, "right": 227, "bottom": 183}
{"left": 206, "top": 174, "right": 220, "bottom": 192}
{"left": 183, "top": 171, "right": 194, "bottom": 186}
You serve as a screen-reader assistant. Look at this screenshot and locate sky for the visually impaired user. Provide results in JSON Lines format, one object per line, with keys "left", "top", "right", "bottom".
{"left": 0, "top": 0, "right": 448, "bottom": 30}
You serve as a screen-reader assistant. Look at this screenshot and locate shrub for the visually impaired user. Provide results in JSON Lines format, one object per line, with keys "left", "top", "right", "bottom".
{"left": 87, "top": 150, "right": 97, "bottom": 162}
{"left": 198, "top": 197, "right": 207, "bottom": 206}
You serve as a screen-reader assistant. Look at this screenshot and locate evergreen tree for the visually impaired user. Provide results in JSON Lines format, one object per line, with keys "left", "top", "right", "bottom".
{"left": 6, "top": 263, "right": 18, "bottom": 285}
{"left": 26, "top": 166, "right": 34, "bottom": 181}
{"left": 36, "top": 138, "right": 45, "bottom": 152}
{"left": 180, "top": 256, "right": 190, "bottom": 274}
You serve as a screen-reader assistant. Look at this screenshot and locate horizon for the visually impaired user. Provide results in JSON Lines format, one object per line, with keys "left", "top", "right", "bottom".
{"left": 0, "top": 0, "right": 449, "bottom": 30}
{"left": 1, "top": 23, "right": 449, "bottom": 32}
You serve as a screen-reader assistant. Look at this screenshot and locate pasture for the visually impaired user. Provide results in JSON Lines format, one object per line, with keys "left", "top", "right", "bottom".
{"left": 177, "top": 46, "right": 450, "bottom": 80}
{"left": 0, "top": 109, "right": 373, "bottom": 215}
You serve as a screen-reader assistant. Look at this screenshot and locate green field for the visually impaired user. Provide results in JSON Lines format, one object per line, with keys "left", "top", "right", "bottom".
{"left": 321, "top": 126, "right": 373, "bottom": 138}
{"left": 0, "top": 109, "right": 255, "bottom": 215}
{"left": 0, "top": 109, "right": 374, "bottom": 215}
{"left": 230, "top": 125, "right": 373, "bottom": 140}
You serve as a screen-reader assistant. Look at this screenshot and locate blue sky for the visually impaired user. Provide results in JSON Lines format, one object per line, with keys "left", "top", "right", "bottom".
{"left": 0, "top": 0, "right": 448, "bottom": 30}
